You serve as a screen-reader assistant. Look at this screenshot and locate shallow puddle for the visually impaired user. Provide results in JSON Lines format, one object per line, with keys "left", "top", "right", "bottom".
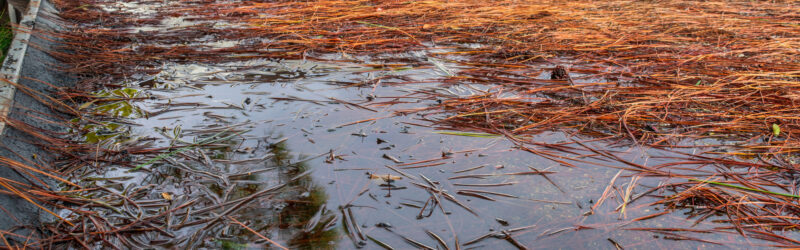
{"left": 52, "top": 0, "right": 800, "bottom": 249}
{"left": 65, "top": 56, "right": 784, "bottom": 249}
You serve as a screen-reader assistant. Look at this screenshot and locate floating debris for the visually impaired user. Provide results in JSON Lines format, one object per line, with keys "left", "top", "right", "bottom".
{"left": 382, "top": 153, "right": 404, "bottom": 164}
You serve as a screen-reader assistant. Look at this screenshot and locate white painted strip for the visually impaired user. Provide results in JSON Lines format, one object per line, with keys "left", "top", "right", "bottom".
{"left": 7, "top": 3, "right": 17, "bottom": 24}
{"left": 0, "top": 0, "right": 42, "bottom": 135}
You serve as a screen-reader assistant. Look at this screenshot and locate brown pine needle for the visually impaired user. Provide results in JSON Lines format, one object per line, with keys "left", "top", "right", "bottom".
{"left": 592, "top": 170, "right": 623, "bottom": 213}
{"left": 227, "top": 216, "right": 288, "bottom": 250}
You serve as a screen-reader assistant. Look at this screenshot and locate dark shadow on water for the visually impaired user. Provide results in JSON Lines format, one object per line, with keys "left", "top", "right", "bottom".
{"left": 203, "top": 138, "right": 340, "bottom": 249}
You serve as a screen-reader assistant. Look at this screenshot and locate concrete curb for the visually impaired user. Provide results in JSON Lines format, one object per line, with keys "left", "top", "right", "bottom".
{"left": 0, "top": 0, "right": 42, "bottom": 135}
{"left": 0, "top": 0, "right": 69, "bottom": 244}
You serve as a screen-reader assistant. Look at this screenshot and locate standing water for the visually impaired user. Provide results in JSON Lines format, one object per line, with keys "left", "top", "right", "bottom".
{"left": 39, "top": 0, "right": 800, "bottom": 249}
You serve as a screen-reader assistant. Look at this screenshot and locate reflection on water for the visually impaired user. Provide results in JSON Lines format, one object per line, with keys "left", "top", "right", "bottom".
{"left": 201, "top": 139, "right": 338, "bottom": 249}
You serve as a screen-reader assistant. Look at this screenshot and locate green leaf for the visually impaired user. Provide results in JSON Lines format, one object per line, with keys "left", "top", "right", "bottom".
{"left": 79, "top": 99, "right": 98, "bottom": 110}
{"left": 772, "top": 123, "right": 780, "bottom": 136}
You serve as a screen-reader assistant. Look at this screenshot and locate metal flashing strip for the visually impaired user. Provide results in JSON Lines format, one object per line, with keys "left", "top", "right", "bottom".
{"left": 0, "top": 0, "right": 43, "bottom": 135}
